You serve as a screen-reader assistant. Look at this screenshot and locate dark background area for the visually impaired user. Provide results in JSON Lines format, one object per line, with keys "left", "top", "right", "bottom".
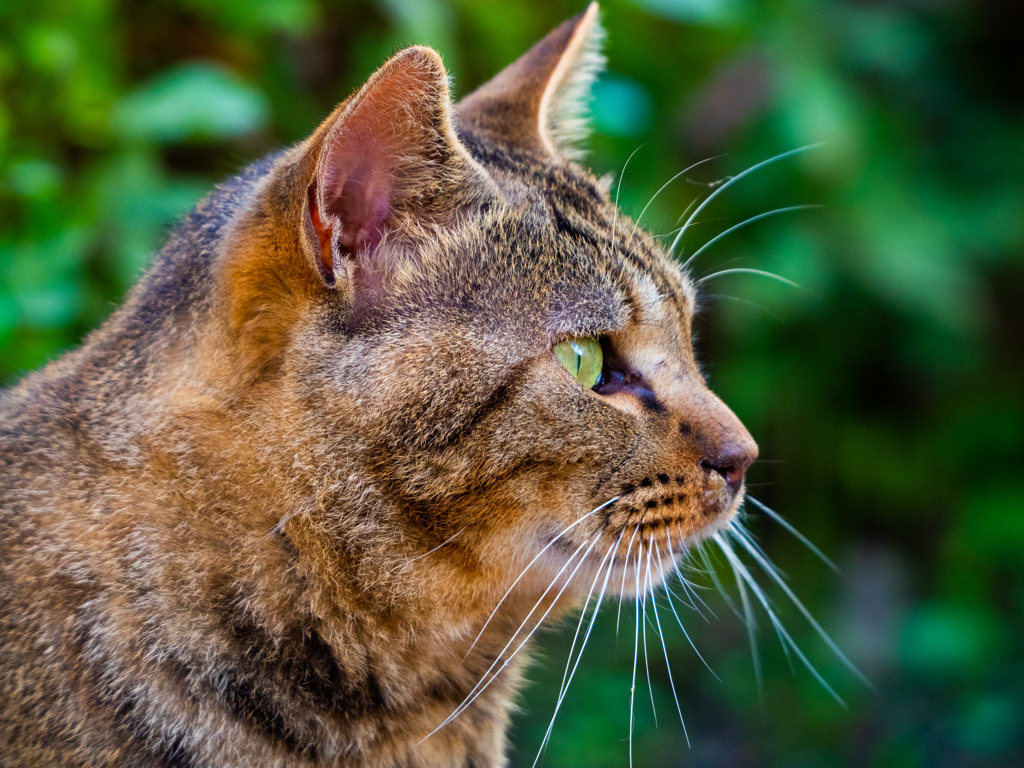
{"left": 2, "top": 0, "right": 1022, "bottom": 766}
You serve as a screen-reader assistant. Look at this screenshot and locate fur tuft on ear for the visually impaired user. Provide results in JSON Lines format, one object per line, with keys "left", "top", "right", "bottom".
{"left": 457, "top": 3, "right": 606, "bottom": 161}
{"left": 539, "top": 4, "right": 606, "bottom": 159}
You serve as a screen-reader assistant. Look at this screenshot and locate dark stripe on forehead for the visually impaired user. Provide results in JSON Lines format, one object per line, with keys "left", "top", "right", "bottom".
{"left": 663, "top": 268, "right": 694, "bottom": 338}
{"left": 614, "top": 219, "right": 699, "bottom": 336}
{"left": 543, "top": 179, "right": 679, "bottom": 310}
{"left": 459, "top": 121, "right": 685, "bottom": 325}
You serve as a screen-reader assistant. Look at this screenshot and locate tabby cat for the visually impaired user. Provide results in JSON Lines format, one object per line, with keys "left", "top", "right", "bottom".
{"left": 0, "top": 4, "right": 759, "bottom": 766}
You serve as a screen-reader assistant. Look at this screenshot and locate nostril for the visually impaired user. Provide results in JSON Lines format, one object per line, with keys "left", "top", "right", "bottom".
{"left": 700, "top": 444, "right": 755, "bottom": 493}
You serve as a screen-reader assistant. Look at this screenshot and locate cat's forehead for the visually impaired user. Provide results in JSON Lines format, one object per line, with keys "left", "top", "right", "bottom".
{"left": 462, "top": 136, "right": 697, "bottom": 328}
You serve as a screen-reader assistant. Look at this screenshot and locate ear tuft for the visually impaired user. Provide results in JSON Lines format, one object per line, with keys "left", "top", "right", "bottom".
{"left": 457, "top": 3, "right": 606, "bottom": 161}
{"left": 539, "top": 4, "right": 606, "bottom": 160}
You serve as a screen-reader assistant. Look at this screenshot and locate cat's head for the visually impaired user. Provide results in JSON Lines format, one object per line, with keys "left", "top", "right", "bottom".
{"left": 222, "top": 3, "right": 756, "bottom": 600}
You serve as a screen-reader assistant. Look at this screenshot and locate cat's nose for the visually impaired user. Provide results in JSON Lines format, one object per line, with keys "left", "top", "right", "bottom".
{"left": 700, "top": 442, "right": 757, "bottom": 494}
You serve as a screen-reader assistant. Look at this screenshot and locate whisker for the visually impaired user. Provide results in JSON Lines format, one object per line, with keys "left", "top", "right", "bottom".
{"left": 674, "top": 191, "right": 706, "bottom": 226}
{"left": 642, "top": 544, "right": 657, "bottom": 725}
{"left": 746, "top": 496, "right": 839, "bottom": 573}
{"left": 550, "top": 537, "right": 618, "bottom": 711}
{"left": 616, "top": 523, "right": 642, "bottom": 636}
{"left": 669, "top": 143, "right": 822, "bottom": 257}
{"left": 713, "top": 532, "right": 764, "bottom": 693}
{"left": 610, "top": 145, "right": 644, "bottom": 258}
{"left": 666, "top": 527, "right": 716, "bottom": 620}
{"left": 695, "top": 536, "right": 739, "bottom": 617}
{"left": 465, "top": 497, "right": 618, "bottom": 658}
{"left": 422, "top": 532, "right": 602, "bottom": 741}
{"left": 629, "top": 542, "right": 643, "bottom": 768}
{"left": 624, "top": 230, "right": 680, "bottom": 265}
{"left": 406, "top": 526, "right": 465, "bottom": 563}
{"left": 681, "top": 205, "right": 818, "bottom": 272}
{"left": 654, "top": 543, "right": 719, "bottom": 680}
{"left": 727, "top": 522, "right": 871, "bottom": 688}
{"left": 698, "top": 267, "right": 801, "bottom": 289}
{"left": 532, "top": 530, "right": 623, "bottom": 766}
{"left": 715, "top": 533, "right": 847, "bottom": 704}
{"left": 662, "top": 577, "right": 701, "bottom": 618}
{"left": 700, "top": 293, "right": 786, "bottom": 322}
{"left": 651, "top": 543, "right": 691, "bottom": 743}
{"left": 630, "top": 158, "right": 718, "bottom": 238}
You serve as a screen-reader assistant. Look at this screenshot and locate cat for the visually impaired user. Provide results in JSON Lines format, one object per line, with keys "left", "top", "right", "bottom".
{"left": 0, "top": 3, "right": 759, "bottom": 766}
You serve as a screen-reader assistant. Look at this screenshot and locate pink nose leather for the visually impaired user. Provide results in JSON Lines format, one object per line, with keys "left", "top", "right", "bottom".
{"left": 700, "top": 442, "right": 756, "bottom": 493}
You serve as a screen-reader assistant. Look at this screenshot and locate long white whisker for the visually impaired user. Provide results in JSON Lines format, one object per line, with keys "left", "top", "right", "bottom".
{"left": 728, "top": 523, "right": 871, "bottom": 687}
{"left": 698, "top": 267, "right": 801, "bottom": 289}
{"left": 662, "top": 578, "right": 701, "bottom": 617}
{"left": 702, "top": 291, "right": 787, "bottom": 322}
{"left": 407, "top": 526, "right": 465, "bottom": 563}
{"left": 629, "top": 543, "right": 643, "bottom": 768}
{"left": 610, "top": 145, "right": 644, "bottom": 257}
{"left": 696, "top": 537, "right": 742, "bottom": 620}
{"left": 746, "top": 496, "right": 839, "bottom": 573}
{"left": 667, "top": 527, "right": 716, "bottom": 620}
{"left": 465, "top": 497, "right": 618, "bottom": 658}
{"left": 716, "top": 533, "right": 846, "bottom": 704}
{"left": 670, "top": 579, "right": 710, "bottom": 617}
{"left": 642, "top": 544, "right": 657, "bottom": 725}
{"left": 617, "top": 523, "right": 642, "bottom": 636}
{"left": 655, "top": 543, "right": 720, "bottom": 680}
{"left": 423, "top": 533, "right": 601, "bottom": 742}
{"left": 681, "top": 205, "right": 818, "bottom": 271}
{"left": 624, "top": 229, "right": 682, "bottom": 265}
{"left": 532, "top": 531, "right": 623, "bottom": 766}
{"left": 669, "top": 143, "right": 822, "bottom": 256}
{"left": 673, "top": 191, "right": 706, "bottom": 226}
{"left": 724, "top": 526, "right": 795, "bottom": 674}
{"left": 652, "top": 543, "right": 690, "bottom": 743}
{"left": 555, "top": 540, "right": 616, "bottom": 700}
{"left": 714, "top": 531, "right": 763, "bottom": 691}
{"left": 630, "top": 158, "right": 718, "bottom": 238}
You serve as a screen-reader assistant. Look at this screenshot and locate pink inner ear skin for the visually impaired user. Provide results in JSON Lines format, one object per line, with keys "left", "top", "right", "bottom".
{"left": 323, "top": 119, "right": 398, "bottom": 260}
{"left": 333, "top": 164, "right": 391, "bottom": 257}
{"left": 312, "top": 46, "right": 472, "bottom": 289}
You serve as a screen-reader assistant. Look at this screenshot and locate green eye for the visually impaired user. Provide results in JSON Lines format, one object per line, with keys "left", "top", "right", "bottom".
{"left": 554, "top": 336, "right": 603, "bottom": 389}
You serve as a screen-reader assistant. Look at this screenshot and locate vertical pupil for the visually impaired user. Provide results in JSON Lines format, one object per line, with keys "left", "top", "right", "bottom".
{"left": 571, "top": 343, "right": 583, "bottom": 377}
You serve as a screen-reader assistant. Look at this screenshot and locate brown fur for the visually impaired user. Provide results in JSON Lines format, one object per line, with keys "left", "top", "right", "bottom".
{"left": 0, "top": 5, "right": 756, "bottom": 767}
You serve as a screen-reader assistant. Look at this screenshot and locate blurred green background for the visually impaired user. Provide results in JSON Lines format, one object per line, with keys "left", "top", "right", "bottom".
{"left": 2, "top": 0, "right": 1022, "bottom": 765}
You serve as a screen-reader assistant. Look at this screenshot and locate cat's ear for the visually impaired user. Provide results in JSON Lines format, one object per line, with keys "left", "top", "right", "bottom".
{"left": 456, "top": 2, "right": 605, "bottom": 161}
{"left": 305, "top": 45, "right": 490, "bottom": 286}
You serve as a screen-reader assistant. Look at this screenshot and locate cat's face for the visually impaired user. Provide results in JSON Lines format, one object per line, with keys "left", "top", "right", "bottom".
{"left": 352, "top": 146, "right": 758, "bottom": 596}
{"left": 229, "top": 6, "right": 755, "bottom": 601}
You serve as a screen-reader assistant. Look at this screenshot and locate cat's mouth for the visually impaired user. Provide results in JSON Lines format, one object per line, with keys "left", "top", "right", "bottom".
{"left": 543, "top": 471, "right": 745, "bottom": 597}
{"left": 601, "top": 468, "right": 742, "bottom": 540}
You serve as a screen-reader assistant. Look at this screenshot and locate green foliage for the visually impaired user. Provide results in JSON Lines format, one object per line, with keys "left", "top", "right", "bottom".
{"left": 111, "top": 62, "right": 270, "bottom": 144}
{"left": 1, "top": 0, "right": 1022, "bottom": 766}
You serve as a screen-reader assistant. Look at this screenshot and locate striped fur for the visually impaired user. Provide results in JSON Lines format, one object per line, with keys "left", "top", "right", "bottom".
{"left": 0, "top": 6, "right": 756, "bottom": 766}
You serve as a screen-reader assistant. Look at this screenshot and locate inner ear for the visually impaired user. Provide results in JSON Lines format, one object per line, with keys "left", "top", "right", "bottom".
{"left": 306, "top": 45, "right": 483, "bottom": 290}
{"left": 320, "top": 119, "right": 398, "bottom": 260}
